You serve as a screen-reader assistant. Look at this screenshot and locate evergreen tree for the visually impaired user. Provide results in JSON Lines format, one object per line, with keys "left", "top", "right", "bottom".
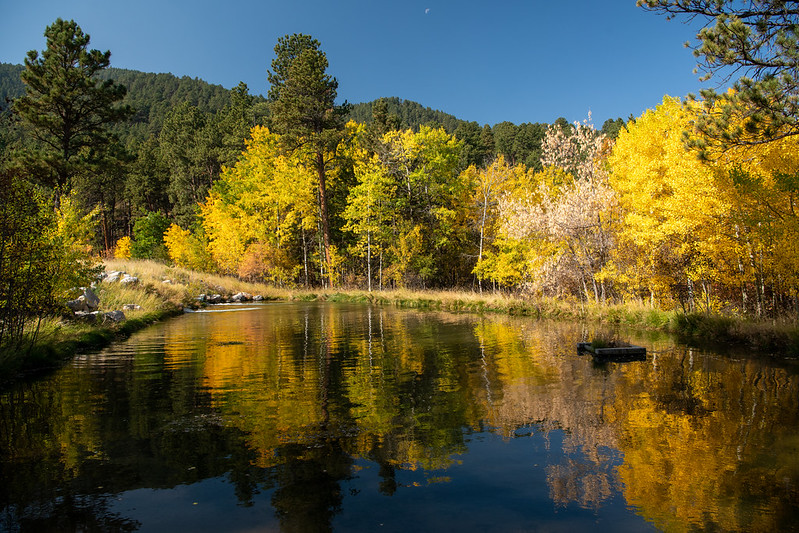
{"left": 268, "top": 33, "right": 349, "bottom": 285}
{"left": 640, "top": 0, "right": 799, "bottom": 150}
{"left": 14, "top": 19, "right": 132, "bottom": 200}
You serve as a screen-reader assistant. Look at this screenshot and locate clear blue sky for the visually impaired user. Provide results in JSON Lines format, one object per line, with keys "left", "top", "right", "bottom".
{"left": 0, "top": 0, "right": 714, "bottom": 126}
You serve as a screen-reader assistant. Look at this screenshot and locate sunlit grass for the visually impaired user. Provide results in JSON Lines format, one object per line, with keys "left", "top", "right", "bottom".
{"left": 103, "top": 258, "right": 291, "bottom": 304}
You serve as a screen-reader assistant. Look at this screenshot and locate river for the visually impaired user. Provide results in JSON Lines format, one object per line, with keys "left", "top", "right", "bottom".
{"left": 1, "top": 301, "right": 798, "bottom": 532}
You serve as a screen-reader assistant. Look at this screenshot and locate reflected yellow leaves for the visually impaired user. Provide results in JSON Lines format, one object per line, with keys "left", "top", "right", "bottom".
{"left": 613, "top": 356, "right": 799, "bottom": 532}
{"left": 155, "top": 304, "right": 799, "bottom": 531}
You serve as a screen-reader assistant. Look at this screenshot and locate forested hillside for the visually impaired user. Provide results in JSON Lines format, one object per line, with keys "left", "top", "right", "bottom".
{"left": 1, "top": 63, "right": 265, "bottom": 142}
{"left": 348, "top": 97, "right": 465, "bottom": 132}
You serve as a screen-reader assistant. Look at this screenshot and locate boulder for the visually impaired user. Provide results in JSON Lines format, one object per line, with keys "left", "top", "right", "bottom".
{"left": 231, "top": 292, "right": 252, "bottom": 302}
{"left": 253, "top": 295, "right": 264, "bottom": 301}
{"left": 102, "top": 310, "right": 126, "bottom": 323}
{"left": 207, "top": 294, "right": 223, "bottom": 304}
{"left": 74, "top": 311, "right": 99, "bottom": 323}
{"left": 120, "top": 274, "right": 139, "bottom": 285}
{"left": 104, "top": 271, "right": 123, "bottom": 283}
{"left": 122, "top": 304, "right": 141, "bottom": 310}
{"left": 82, "top": 287, "right": 100, "bottom": 310}
{"left": 67, "top": 298, "right": 88, "bottom": 312}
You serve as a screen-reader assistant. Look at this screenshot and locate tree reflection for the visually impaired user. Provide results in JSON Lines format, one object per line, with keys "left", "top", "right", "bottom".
{"left": 0, "top": 304, "right": 798, "bottom": 531}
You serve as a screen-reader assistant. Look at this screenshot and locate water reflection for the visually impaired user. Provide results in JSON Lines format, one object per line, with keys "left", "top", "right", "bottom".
{"left": 1, "top": 302, "right": 798, "bottom": 531}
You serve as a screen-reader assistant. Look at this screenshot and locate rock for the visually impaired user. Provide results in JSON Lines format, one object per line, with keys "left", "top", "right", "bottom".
{"left": 104, "top": 271, "right": 123, "bottom": 283}
{"left": 122, "top": 304, "right": 141, "bottom": 310}
{"left": 231, "top": 292, "right": 252, "bottom": 302}
{"left": 196, "top": 294, "right": 207, "bottom": 302}
{"left": 74, "top": 311, "right": 99, "bottom": 323}
{"left": 163, "top": 279, "right": 172, "bottom": 284}
{"left": 207, "top": 294, "right": 223, "bottom": 304}
{"left": 253, "top": 295, "right": 264, "bottom": 301}
{"left": 82, "top": 287, "right": 100, "bottom": 310}
{"left": 102, "top": 310, "right": 126, "bottom": 323}
{"left": 67, "top": 298, "right": 86, "bottom": 312}
{"left": 120, "top": 275, "right": 139, "bottom": 285}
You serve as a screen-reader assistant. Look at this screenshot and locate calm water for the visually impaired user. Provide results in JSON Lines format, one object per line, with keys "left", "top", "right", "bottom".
{"left": 1, "top": 302, "right": 798, "bottom": 532}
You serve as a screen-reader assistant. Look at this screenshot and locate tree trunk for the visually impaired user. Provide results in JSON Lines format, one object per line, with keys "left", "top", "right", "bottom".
{"left": 302, "top": 230, "right": 309, "bottom": 288}
{"left": 316, "top": 151, "right": 332, "bottom": 287}
{"left": 367, "top": 230, "right": 372, "bottom": 292}
{"left": 478, "top": 198, "right": 487, "bottom": 295}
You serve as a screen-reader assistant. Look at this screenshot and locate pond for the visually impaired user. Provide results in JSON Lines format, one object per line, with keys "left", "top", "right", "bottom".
{"left": 1, "top": 302, "right": 798, "bottom": 532}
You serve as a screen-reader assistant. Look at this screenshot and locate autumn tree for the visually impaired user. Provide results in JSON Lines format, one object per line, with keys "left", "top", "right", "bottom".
{"left": 200, "top": 126, "right": 317, "bottom": 284}
{"left": 342, "top": 149, "right": 394, "bottom": 291}
{"left": 461, "top": 156, "right": 527, "bottom": 293}
{"left": 639, "top": 0, "right": 799, "bottom": 150}
{"left": 14, "top": 18, "right": 131, "bottom": 201}
{"left": 377, "top": 126, "right": 464, "bottom": 287}
{"left": 608, "top": 97, "right": 743, "bottom": 311}
{"left": 268, "top": 34, "right": 349, "bottom": 286}
{"left": 499, "top": 117, "right": 617, "bottom": 300}
{"left": 0, "top": 169, "right": 98, "bottom": 355}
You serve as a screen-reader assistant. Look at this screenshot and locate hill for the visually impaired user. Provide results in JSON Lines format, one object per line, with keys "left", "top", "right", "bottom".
{"left": 0, "top": 63, "right": 25, "bottom": 111}
{"left": 0, "top": 63, "right": 253, "bottom": 142}
{"left": 348, "top": 97, "right": 467, "bottom": 133}
{"left": 2, "top": 64, "right": 469, "bottom": 137}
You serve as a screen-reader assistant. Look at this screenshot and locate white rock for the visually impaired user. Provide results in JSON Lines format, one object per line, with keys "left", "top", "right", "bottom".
{"left": 104, "top": 271, "right": 123, "bottom": 283}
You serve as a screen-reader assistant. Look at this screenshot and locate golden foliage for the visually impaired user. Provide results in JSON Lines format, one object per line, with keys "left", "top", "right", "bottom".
{"left": 113, "top": 236, "right": 132, "bottom": 259}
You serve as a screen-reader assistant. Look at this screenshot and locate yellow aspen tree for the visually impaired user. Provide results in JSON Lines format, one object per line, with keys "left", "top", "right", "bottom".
{"left": 608, "top": 97, "right": 737, "bottom": 310}
{"left": 713, "top": 128, "right": 799, "bottom": 314}
{"left": 461, "top": 156, "right": 529, "bottom": 293}
{"left": 200, "top": 126, "right": 316, "bottom": 282}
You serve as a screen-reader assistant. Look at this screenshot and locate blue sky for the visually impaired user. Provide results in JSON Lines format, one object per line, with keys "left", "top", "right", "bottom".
{"left": 0, "top": 0, "right": 714, "bottom": 126}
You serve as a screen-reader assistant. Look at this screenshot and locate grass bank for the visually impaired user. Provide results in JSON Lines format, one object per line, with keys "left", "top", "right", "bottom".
{"left": 2, "top": 259, "right": 798, "bottom": 381}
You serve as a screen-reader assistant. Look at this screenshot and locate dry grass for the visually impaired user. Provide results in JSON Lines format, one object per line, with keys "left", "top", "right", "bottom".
{"left": 102, "top": 259, "right": 291, "bottom": 305}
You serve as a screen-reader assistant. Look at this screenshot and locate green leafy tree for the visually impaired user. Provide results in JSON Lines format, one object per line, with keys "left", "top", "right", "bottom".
{"left": 131, "top": 210, "right": 170, "bottom": 260}
{"left": 14, "top": 18, "right": 131, "bottom": 201}
{"left": 343, "top": 152, "right": 395, "bottom": 290}
{"left": 0, "top": 171, "right": 98, "bottom": 355}
{"left": 640, "top": 0, "right": 799, "bottom": 150}
{"left": 268, "top": 33, "right": 350, "bottom": 286}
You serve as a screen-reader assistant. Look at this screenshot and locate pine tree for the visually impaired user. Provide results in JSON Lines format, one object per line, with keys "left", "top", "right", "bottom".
{"left": 14, "top": 19, "right": 132, "bottom": 200}
{"left": 267, "top": 33, "right": 349, "bottom": 286}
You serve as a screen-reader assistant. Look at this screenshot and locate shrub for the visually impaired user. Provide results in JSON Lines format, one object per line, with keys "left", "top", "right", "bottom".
{"left": 131, "top": 211, "right": 169, "bottom": 260}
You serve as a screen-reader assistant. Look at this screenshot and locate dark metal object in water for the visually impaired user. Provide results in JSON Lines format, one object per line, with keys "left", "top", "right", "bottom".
{"left": 577, "top": 342, "right": 646, "bottom": 362}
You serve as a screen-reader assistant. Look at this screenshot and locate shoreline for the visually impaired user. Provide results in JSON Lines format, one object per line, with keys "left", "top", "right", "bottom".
{"left": 1, "top": 259, "right": 797, "bottom": 382}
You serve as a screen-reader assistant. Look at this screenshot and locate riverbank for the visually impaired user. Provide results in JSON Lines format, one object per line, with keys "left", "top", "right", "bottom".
{"left": 2, "top": 259, "right": 797, "bottom": 380}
